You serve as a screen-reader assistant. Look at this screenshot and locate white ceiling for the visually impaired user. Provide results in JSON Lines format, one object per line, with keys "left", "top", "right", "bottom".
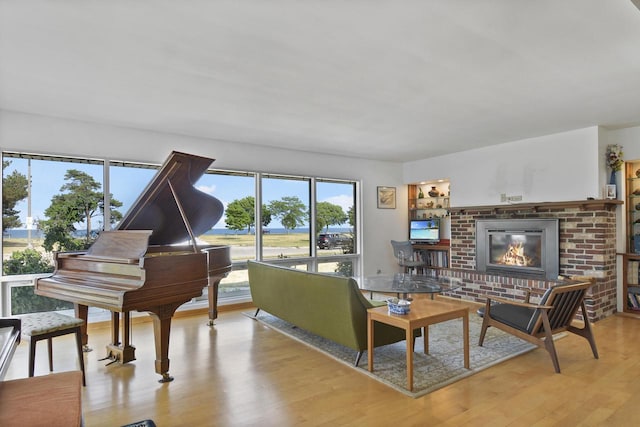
{"left": 2, "top": 1, "right": 640, "bottom": 162}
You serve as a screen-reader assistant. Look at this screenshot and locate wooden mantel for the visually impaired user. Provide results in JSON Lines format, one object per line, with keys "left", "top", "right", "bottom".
{"left": 449, "top": 199, "right": 623, "bottom": 214}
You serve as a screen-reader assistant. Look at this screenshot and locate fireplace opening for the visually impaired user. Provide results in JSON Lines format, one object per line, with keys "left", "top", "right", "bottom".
{"left": 490, "top": 233, "right": 541, "bottom": 268}
{"left": 476, "top": 219, "right": 559, "bottom": 279}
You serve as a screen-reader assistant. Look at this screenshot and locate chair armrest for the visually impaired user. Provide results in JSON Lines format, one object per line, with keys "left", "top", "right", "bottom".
{"left": 516, "top": 286, "right": 546, "bottom": 296}
{"left": 486, "top": 295, "right": 553, "bottom": 310}
{"left": 515, "top": 286, "right": 546, "bottom": 303}
{"left": 369, "top": 300, "right": 386, "bottom": 308}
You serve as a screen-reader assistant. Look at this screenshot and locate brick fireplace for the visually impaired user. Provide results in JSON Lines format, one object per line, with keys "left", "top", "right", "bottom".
{"left": 446, "top": 200, "right": 620, "bottom": 322}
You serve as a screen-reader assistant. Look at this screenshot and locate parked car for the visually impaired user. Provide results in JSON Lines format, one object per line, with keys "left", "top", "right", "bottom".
{"left": 317, "top": 233, "right": 352, "bottom": 249}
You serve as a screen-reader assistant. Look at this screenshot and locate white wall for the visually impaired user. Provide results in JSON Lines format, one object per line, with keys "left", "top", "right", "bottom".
{"left": 403, "top": 127, "right": 602, "bottom": 207}
{"left": 0, "top": 110, "right": 406, "bottom": 276}
{"left": 611, "top": 126, "right": 640, "bottom": 161}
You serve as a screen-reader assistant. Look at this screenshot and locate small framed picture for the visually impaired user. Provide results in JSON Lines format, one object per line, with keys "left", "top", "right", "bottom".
{"left": 605, "top": 184, "right": 616, "bottom": 199}
{"left": 377, "top": 186, "right": 396, "bottom": 209}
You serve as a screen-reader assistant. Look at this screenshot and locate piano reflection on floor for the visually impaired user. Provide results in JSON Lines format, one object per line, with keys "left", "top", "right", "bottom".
{"left": 35, "top": 151, "right": 232, "bottom": 382}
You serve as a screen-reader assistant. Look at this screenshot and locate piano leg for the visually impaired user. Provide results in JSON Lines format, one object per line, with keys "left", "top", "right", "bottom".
{"left": 148, "top": 302, "right": 182, "bottom": 383}
{"left": 102, "top": 312, "right": 136, "bottom": 365}
{"left": 74, "top": 304, "right": 92, "bottom": 352}
{"left": 112, "top": 311, "right": 120, "bottom": 345}
{"left": 207, "top": 280, "right": 219, "bottom": 326}
{"left": 207, "top": 272, "right": 229, "bottom": 326}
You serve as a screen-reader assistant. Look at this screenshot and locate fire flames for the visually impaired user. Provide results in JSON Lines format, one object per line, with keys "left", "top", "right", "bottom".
{"left": 498, "top": 242, "right": 534, "bottom": 267}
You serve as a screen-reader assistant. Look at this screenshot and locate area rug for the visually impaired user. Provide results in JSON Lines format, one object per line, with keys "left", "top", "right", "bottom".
{"left": 246, "top": 311, "right": 540, "bottom": 398}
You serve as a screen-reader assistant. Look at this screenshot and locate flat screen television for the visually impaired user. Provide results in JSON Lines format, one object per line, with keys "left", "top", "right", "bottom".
{"left": 409, "top": 218, "right": 440, "bottom": 244}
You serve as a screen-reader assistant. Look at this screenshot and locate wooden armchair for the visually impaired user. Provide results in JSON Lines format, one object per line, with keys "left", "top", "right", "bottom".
{"left": 478, "top": 278, "right": 599, "bottom": 373}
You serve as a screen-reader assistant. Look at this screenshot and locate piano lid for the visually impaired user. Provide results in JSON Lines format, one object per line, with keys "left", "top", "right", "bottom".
{"left": 116, "top": 151, "right": 224, "bottom": 246}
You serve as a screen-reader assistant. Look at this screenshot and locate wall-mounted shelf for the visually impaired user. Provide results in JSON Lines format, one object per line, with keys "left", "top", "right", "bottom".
{"left": 623, "top": 161, "right": 640, "bottom": 314}
{"left": 408, "top": 183, "right": 450, "bottom": 220}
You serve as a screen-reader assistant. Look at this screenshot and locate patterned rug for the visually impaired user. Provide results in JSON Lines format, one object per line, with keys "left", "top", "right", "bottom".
{"left": 246, "top": 310, "right": 539, "bottom": 398}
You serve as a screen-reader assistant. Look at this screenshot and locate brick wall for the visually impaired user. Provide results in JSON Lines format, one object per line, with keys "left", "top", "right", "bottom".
{"left": 447, "top": 202, "right": 618, "bottom": 322}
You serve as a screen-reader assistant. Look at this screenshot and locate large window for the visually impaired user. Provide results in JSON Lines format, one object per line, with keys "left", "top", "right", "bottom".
{"left": 316, "top": 179, "right": 357, "bottom": 276}
{"left": 108, "top": 160, "right": 158, "bottom": 228}
{"left": 261, "top": 174, "right": 311, "bottom": 260}
{"left": 0, "top": 151, "right": 361, "bottom": 316}
{"left": 2, "top": 153, "right": 104, "bottom": 314}
{"left": 194, "top": 170, "right": 257, "bottom": 301}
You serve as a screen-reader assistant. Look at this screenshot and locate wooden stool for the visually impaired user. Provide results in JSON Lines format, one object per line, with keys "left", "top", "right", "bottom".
{"left": 19, "top": 312, "right": 86, "bottom": 386}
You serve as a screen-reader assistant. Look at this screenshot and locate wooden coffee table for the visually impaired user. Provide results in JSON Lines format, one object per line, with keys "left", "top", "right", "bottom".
{"left": 367, "top": 299, "right": 470, "bottom": 391}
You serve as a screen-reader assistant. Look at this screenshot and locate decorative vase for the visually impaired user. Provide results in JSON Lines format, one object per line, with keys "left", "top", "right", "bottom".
{"left": 609, "top": 169, "right": 618, "bottom": 196}
{"left": 418, "top": 187, "right": 424, "bottom": 199}
{"left": 428, "top": 186, "right": 439, "bottom": 197}
{"left": 610, "top": 170, "right": 617, "bottom": 185}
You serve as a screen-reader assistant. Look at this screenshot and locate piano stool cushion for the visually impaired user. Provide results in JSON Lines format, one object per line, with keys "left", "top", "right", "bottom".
{"left": 18, "top": 312, "right": 84, "bottom": 337}
{"left": 0, "top": 370, "right": 83, "bottom": 427}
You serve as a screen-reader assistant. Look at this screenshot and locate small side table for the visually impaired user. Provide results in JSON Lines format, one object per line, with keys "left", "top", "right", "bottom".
{"left": 367, "top": 299, "right": 470, "bottom": 391}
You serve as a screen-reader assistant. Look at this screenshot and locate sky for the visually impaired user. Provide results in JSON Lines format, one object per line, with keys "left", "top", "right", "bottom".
{"left": 4, "top": 156, "right": 354, "bottom": 231}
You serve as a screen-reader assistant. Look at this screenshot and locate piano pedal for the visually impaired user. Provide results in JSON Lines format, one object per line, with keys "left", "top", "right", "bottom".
{"left": 103, "top": 344, "right": 136, "bottom": 365}
{"left": 104, "top": 357, "right": 120, "bottom": 367}
{"left": 98, "top": 354, "right": 120, "bottom": 366}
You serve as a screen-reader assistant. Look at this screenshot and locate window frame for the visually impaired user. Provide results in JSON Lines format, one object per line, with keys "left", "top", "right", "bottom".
{"left": 0, "top": 151, "right": 362, "bottom": 317}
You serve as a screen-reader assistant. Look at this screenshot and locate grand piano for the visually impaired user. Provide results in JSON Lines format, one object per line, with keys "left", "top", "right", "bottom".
{"left": 35, "top": 151, "right": 232, "bottom": 382}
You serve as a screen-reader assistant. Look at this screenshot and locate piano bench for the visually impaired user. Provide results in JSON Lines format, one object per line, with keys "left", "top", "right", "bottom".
{"left": 18, "top": 312, "right": 86, "bottom": 386}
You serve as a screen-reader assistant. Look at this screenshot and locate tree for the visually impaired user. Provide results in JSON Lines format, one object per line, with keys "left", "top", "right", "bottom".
{"left": 40, "top": 169, "right": 122, "bottom": 251}
{"left": 3, "top": 248, "right": 54, "bottom": 275}
{"left": 316, "top": 202, "right": 347, "bottom": 232}
{"left": 225, "top": 197, "right": 253, "bottom": 232}
{"left": 225, "top": 196, "right": 272, "bottom": 233}
{"left": 347, "top": 205, "right": 355, "bottom": 227}
{"left": 261, "top": 206, "right": 272, "bottom": 229}
{"left": 2, "top": 160, "right": 28, "bottom": 231}
{"left": 268, "top": 196, "right": 307, "bottom": 232}
{"left": 3, "top": 248, "right": 71, "bottom": 314}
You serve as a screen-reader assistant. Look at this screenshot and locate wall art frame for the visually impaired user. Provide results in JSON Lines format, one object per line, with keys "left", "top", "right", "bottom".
{"left": 377, "top": 186, "right": 396, "bottom": 209}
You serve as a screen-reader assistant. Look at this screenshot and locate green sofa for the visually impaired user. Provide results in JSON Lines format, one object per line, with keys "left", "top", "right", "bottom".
{"left": 247, "top": 260, "right": 414, "bottom": 365}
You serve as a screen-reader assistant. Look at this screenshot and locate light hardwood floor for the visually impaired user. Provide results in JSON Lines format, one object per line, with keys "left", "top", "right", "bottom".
{"left": 4, "top": 300, "right": 640, "bottom": 427}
